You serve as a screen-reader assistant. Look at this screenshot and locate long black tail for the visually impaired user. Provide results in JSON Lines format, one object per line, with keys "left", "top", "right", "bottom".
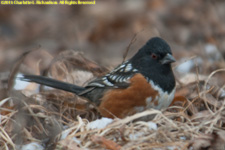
{"left": 20, "top": 75, "right": 86, "bottom": 94}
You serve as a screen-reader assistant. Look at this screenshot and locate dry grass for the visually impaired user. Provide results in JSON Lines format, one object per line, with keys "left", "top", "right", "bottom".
{"left": 1, "top": 1, "right": 225, "bottom": 150}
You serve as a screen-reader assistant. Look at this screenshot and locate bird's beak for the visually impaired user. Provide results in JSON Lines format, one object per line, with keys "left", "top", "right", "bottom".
{"left": 160, "top": 53, "right": 176, "bottom": 64}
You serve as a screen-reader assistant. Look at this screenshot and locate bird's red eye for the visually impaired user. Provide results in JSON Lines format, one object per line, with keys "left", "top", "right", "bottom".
{"left": 151, "top": 53, "right": 157, "bottom": 59}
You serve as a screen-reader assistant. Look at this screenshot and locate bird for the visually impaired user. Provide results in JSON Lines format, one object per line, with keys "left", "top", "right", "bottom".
{"left": 20, "top": 37, "right": 176, "bottom": 119}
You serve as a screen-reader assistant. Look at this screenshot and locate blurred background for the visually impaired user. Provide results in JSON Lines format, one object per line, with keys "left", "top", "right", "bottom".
{"left": 1, "top": 0, "right": 225, "bottom": 99}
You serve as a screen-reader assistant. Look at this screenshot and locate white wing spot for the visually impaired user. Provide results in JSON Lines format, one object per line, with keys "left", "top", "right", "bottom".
{"left": 126, "top": 76, "right": 131, "bottom": 80}
{"left": 109, "top": 75, "right": 114, "bottom": 80}
{"left": 125, "top": 63, "right": 132, "bottom": 72}
{"left": 115, "top": 76, "right": 121, "bottom": 82}
{"left": 119, "top": 77, "right": 125, "bottom": 82}
{"left": 119, "top": 68, "right": 124, "bottom": 72}
{"left": 119, "top": 64, "right": 125, "bottom": 69}
{"left": 133, "top": 68, "right": 138, "bottom": 72}
{"left": 103, "top": 80, "right": 114, "bottom": 86}
{"left": 109, "top": 75, "right": 117, "bottom": 81}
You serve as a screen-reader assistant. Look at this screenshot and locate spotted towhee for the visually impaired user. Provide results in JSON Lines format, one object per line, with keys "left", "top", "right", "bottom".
{"left": 20, "top": 37, "right": 176, "bottom": 118}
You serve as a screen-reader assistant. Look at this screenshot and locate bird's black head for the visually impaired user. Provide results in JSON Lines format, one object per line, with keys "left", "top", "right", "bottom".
{"left": 130, "top": 37, "right": 176, "bottom": 92}
{"left": 131, "top": 37, "right": 175, "bottom": 65}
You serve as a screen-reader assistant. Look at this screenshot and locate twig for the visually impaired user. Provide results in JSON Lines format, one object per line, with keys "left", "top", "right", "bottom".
{"left": 122, "top": 34, "right": 137, "bottom": 62}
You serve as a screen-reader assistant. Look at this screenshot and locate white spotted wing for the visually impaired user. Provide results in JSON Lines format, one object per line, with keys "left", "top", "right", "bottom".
{"left": 87, "top": 61, "right": 138, "bottom": 88}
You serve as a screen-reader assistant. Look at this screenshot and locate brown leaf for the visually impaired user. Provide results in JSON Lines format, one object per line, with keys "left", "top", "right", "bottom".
{"left": 170, "top": 95, "right": 187, "bottom": 106}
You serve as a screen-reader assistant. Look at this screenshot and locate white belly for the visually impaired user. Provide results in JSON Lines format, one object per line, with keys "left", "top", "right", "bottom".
{"left": 146, "top": 80, "right": 175, "bottom": 110}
